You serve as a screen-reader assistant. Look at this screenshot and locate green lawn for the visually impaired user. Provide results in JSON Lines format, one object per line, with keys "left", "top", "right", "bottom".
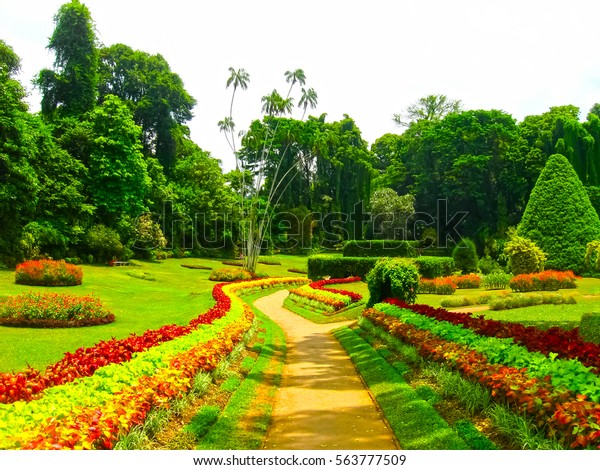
{"left": 0, "top": 255, "right": 308, "bottom": 372}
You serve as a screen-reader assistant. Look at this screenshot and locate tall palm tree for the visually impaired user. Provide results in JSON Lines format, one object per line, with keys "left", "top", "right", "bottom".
{"left": 261, "top": 90, "right": 293, "bottom": 116}
{"left": 284, "top": 69, "right": 306, "bottom": 98}
{"left": 226, "top": 67, "right": 250, "bottom": 118}
{"left": 299, "top": 87, "right": 318, "bottom": 120}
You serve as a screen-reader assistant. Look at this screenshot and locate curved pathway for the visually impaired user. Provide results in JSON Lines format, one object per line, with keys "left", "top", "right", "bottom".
{"left": 254, "top": 290, "right": 398, "bottom": 450}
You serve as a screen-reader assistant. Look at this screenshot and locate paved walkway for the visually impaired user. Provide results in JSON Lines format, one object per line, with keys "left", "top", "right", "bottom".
{"left": 254, "top": 290, "right": 398, "bottom": 450}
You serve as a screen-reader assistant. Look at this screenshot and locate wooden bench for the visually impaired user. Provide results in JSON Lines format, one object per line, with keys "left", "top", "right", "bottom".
{"left": 110, "top": 261, "right": 131, "bottom": 267}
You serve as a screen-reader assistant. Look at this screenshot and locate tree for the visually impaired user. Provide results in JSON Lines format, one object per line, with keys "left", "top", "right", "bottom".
{"left": 393, "top": 94, "right": 462, "bottom": 127}
{"left": 369, "top": 188, "right": 415, "bottom": 239}
{"left": 36, "top": 0, "right": 99, "bottom": 118}
{"left": 298, "top": 87, "right": 318, "bottom": 120}
{"left": 98, "top": 43, "right": 197, "bottom": 171}
{"left": 87, "top": 95, "right": 150, "bottom": 227}
{"left": 518, "top": 154, "right": 600, "bottom": 273}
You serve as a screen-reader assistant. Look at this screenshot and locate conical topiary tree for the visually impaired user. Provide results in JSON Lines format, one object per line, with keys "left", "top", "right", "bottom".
{"left": 518, "top": 153, "right": 600, "bottom": 273}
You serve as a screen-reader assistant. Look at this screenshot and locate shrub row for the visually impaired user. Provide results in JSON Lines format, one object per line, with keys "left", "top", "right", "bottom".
{"left": 509, "top": 270, "right": 577, "bottom": 292}
{"left": 412, "top": 256, "right": 455, "bottom": 279}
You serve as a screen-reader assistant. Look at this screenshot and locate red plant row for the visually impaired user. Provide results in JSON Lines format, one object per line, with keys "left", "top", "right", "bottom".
{"left": 309, "top": 276, "right": 363, "bottom": 302}
{"left": 384, "top": 298, "right": 600, "bottom": 373}
{"left": 0, "top": 283, "right": 233, "bottom": 405}
{"left": 510, "top": 270, "right": 577, "bottom": 292}
{"left": 15, "top": 260, "right": 83, "bottom": 286}
{"left": 364, "top": 308, "right": 600, "bottom": 449}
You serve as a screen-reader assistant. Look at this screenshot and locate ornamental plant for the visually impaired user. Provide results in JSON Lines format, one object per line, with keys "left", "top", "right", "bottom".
{"left": 503, "top": 232, "right": 546, "bottom": 275}
{"left": 0, "top": 292, "right": 114, "bottom": 327}
{"left": 518, "top": 153, "right": 600, "bottom": 273}
{"left": 209, "top": 267, "right": 253, "bottom": 282}
{"left": 366, "top": 258, "right": 419, "bottom": 306}
{"left": 15, "top": 260, "right": 83, "bottom": 286}
{"left": 451, "top": 238, "right": 479, "bottom": 274}
{"left": 509, "top": 270, "right": 577, "bottom": 292}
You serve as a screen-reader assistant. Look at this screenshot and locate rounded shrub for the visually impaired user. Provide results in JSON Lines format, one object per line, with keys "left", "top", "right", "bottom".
{"left": 366, "top": 258, "right": 420, "bottom": 307}
{"left": 452, "top": 238, "right": 479, "bottom": 274}
{"left": 209, "top": 267, "right": 254, "bottom": 282}
{"left": 503, "top": 232, "right": 546, "bottom": 275}
{"left": 518, "top": 153, "right": 600, "bottom": 273}
{"left": 84, "top": 224, "right": 124, "bottom": 263}
{"left": 579, "top": 312, "right": 600, "bottom": 344}
{"left": 584, "top": 240, "right": 600, "bottom": 275}
{"left": 15, "top": 259, "right": 83, "bottom": 286}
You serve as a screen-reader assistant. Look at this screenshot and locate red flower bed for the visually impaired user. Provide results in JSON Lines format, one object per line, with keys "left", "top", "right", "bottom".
{"left": 383, "top": 298, "right": 600, "bottom": 373}
{"left": 450, "top": 274, "right": 481, "bottom": 289}
{"left": 309, "top": 276, "right": 363, "bottom": 302}
{"left": 418, "top": 277, "right": 457, "bottom": 295}
{"left": 15, "top": 260, "right": 83, "bottom": 286}
{"left": 510, "top": 270, "right": 577, "bottom": 292}
{"left": 364, "top": 308, "right": 600, "bottom": 449}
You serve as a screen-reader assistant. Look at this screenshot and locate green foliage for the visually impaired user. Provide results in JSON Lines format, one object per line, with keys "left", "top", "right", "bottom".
{"left": 366, "top": 258, "right": 420, "bottom": 306}
{"left": 579, "top": 312, "right": 600, "bottom": 344}
{"left": 452, "top": 238, "right": 479, "bottom": 274}
{"left": 584, "top": 240, "right": 600, "bottom": 274}
{"left": 503, "top": 232, "right": 546, "bottom": 275}
{"left": 453, "top": 420, "right": 497, "bottom": 450}
{"left": 518, "top": 154, "right": 600, "bottom": 273}
{"left": 126, "top": 270, "right": 157, "bottom": 282}
{"left": 482, "top": 271, "right": 512, "bottom": 290}
{"left": 488, "top": 292, "right": 576, "bottom": 311}
{"left": 185, "top": 406, "right": 221, "bottom": 440}
{"left": 343, "top": 240, "right": 418, "bottom": 258}
{"left": 307, "top": 255, "right": 377, "bottom": 280}
{"left": 412, "top": 256, "right": 455, "bottom": 278}
{"left": 209, "top": 267, "right": 253, "bottom": 282}
{"left": 84, "top": 224, "right": 124, "bottom": 262}
{"left": 477, "top": 255, "right": 502, "bottom": 275}
{"left": 369, "top": 188, "right": 415, "bottom": 239}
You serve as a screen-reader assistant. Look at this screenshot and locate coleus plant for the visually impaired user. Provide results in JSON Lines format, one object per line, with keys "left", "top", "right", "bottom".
{"left": 362, "top": 307, "right": 600, "bottom": 449}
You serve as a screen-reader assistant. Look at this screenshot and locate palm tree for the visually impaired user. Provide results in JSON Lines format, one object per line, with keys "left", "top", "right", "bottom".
{"left": 226, "top": 67, "right": 250, "bottom": 118}
{"left": 284, "top": 69, "right": 306, "bottom": 98}
{"left": 299, "top": 87, "right": 318, "bottom": 120}
{"left": 261, "top": 90, "right": 294, "bottom": 116}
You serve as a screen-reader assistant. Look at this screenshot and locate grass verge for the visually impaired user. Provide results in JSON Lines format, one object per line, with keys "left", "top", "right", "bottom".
{"left": 333, "top": 325, "right": 468, "bottom": 450}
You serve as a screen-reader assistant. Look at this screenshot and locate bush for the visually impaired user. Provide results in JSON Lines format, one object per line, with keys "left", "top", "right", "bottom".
{"left": 308, "top": 255, "right": 378, "bottom": 280}
{"left": 15, "top": 260, "right": 83, "bottom": 286}
{"left": 488, "top": 292, "right": 576, "bottom": 311}
{"left": 584, "top": 240, "right": 600, "bottom": 274}
{"left": 477, "top": 255, "right": 502, "bottom": 275}
{"left": 209, "top": 267, "right": 253, "bottom": 282}
{"left": 84, "top": 225, "right": 124, "bottom": 263}
{"left": 0, "top": 292, "right": 114, "bottom": 328}
{"left": 412, "top": 256, "right": 455, "bottom": 278}
{"left": 503, "top": 232, "right": 546, "bottom": 275}
{"left": 418, "top": 278, "right": 457, "bottom": 295}
{"left": 482, "top": 271, "right": 512, "bottom": 290}
{"left": 518, "top": 153, "right": 600, "bottom": 273}
{"left": 509, "top": 270, "right": 577, "bottom": 292}
{"left": 579, "top": 312, "right": 600, "bottom": 344}
{"left": 440, "top": 296, "right": 473, "bottom": 308}
{"left": 366, "top": 258, "right": 420, "bottom": 307}
{"left": 452, "top": 238, "right": 479, "bottom": 274}
{"left": 343, "top": 240, "right": 418, "bottom": 258}
{"left": 451, "top": 274, "right": 481, "bottom": 289}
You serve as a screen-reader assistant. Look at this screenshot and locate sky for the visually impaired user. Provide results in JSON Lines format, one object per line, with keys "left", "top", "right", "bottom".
{"left": 2, "top": 0, "right": 600, "bottom": 172}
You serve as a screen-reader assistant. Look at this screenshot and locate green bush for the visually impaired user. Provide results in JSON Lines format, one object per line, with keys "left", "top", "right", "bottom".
{"left": 482, "top": 271, "right": 512, "bottom": 290}
{"left": 488, "top": 292, "right": 575, "bottom": 311}
{"left": 366, "top": 258, "right": 420, "bottom": 307}
{"left": 343, "top": 240, "right": 418, "bottom": 258}
{"left": 307, "top": 255, "right": 378, "bottom": 280}
{"left": 579, "top": 312, "right": 600, "bottom": 344}
{"left": 452, "top": 238, "right": 479, "bottom": 274}
{"left": 477, "top": 256, "right": 502, "bottom": 275}
{"left": 503, "top": 232, "right": 546, "bottom": 275}
{"left": 518, "top": 154, "right": 600, "bottom": 273}
{"left": 584, "top": 240, "right": 600, "bottom": 274}
{"left": 84, "top": 225, "right": 124, "bottom": 263}
{"left": 440, "top": 296, "right": 473, "bottom": 308}
{"left": 413, "top": 256, "right": 455, "bottom": 278}
{"left": 209, "top": 267, "right": 253, "bottom": 282}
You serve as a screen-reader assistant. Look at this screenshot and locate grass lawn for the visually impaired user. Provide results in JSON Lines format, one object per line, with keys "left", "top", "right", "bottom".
{"left": 0, "top": 255, "right": 308, "bottom": 372}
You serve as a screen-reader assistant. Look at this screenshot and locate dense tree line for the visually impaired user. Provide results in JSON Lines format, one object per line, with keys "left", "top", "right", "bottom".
{"left": 3, "top": 1, "right": 600, "bottom": 266}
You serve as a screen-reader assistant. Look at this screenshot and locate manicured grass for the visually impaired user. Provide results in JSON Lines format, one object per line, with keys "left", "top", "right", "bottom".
{"left": 0, "top": 255, "right": 307, "bottom": 372}
{"left": 333, "top": 325, "right": 468, "bottom": 450}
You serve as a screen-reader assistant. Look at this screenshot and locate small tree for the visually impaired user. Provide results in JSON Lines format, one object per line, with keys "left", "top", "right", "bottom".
{"left": 366, "top": 258, "right": 420, "bottom": 307}
{"left": 452, "top": 238, "right": 479, "bottom": 274}
{"left": 503, "top": 231, "right": 546, "bottom": 275}
{"left": 518, "top": 154, "right": 600, "bottom": 273}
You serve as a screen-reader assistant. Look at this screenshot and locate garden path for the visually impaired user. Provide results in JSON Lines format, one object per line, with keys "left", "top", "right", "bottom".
{"left": 254, "top": 290, "right": 398, "bottom": 450}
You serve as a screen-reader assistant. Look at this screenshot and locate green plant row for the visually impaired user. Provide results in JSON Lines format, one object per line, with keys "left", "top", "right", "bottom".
{"left": 440, "top": 292, "right": 576, "bottom": 310}
{"left": 375, "top": 303, "right": 600, "bottom": 401}
{"left": 333, "top": 326, "right": 468, "bottom": 450}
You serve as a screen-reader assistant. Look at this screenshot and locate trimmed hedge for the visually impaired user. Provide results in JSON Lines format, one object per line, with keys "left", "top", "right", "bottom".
{"left": 413, "top": 256, "right": 455, "bottom": 279}
{"left": 343, "top": 240, "right": 418, "bottom": 258}
{"left": 307, "top": 255, "right": 378, "bottom": 280}
{"left": 366, "top": 258, "right": 420, "bottom": 306}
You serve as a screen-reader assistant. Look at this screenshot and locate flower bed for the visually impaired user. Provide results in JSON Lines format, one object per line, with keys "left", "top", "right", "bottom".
{"left": 0, "top": 276, "right": 307, "bottom": 449}
{"left": 288, "top": 277, "right": 363, "bottom": 314}
{"left": 0, "top": 292, "right": 114, "bottom": 328}
{"left": 363, "top": 304, "right": 600, "bottom": 449}
{"left": 15, "top": 260, "right": 83, "bottom": 286}
{"left": 418, "top": 277, "right": 457, "bottom": 295}
{"left": 509, "top": 270, "right": 577, "bottom": 292}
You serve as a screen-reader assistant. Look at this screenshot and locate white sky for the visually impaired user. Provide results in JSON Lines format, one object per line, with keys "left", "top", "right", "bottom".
{"left": 2, "top": 0, "right": 600, "bottom": 172}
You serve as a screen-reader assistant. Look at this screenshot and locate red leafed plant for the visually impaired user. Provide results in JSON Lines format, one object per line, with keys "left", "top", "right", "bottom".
{"left": 309, "top": 276, "right": 363, "bottom": 302}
